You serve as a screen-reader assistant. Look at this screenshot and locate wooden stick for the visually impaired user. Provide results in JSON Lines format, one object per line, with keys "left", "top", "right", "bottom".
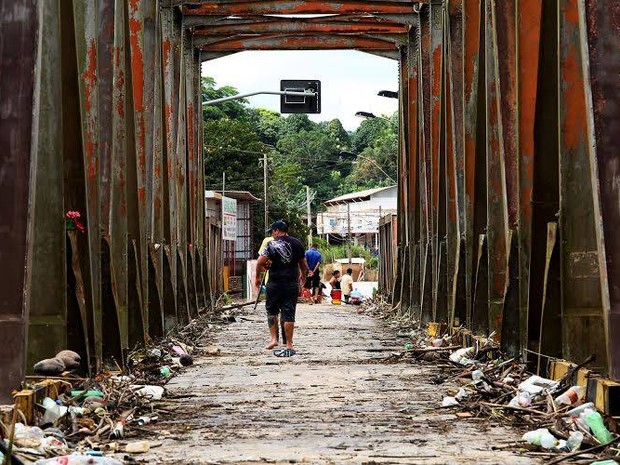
{"left": 545, "top": 435, "right": 620, "bottom": 465}
{"left": 479, "top": 402, "right": 552, "bottom": 417}
{"left": 3, "top": 406, "right": 18, "bottom": 465}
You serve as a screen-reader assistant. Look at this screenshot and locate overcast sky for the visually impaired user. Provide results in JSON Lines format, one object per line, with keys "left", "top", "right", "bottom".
{"left": 201, "top": 50, "right": 399, "bottom": 131}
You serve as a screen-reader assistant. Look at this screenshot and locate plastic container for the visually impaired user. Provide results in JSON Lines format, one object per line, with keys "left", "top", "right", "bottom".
{"left": 132, "top": 385, "right": 164, "bottom": 400}
{"left": 508, "top": 391, "right": 532, "bottom": 408}
{"left": 554, "top": 385, "right": 585, "bottom": 406}
{"left": 449, "top": 347, "right": 475, "bottom": 365}
{"left": 330, "top": 289, "right": 342, "bottom": 305}
{"left": 566, "top": 431, "right": 584, "bottom": 451}
{"left": 584, "top": 410, "right": 614, "bottom": 444}
{"left": 522, "top": 428, "right": 557, "bottom": 449}
{"left": 518, "top": 375, "right": 558, "bottom": 395}
{"left": 71, "top": 389, "right": 104, "bottom": 399}
{"left": 566, "top": 401, "right": 595, "bottom": 417}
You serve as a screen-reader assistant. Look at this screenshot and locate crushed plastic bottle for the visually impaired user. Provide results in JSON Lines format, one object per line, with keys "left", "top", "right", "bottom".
{"left": 132, "top": 384, "right": 164, "bottom": 400}
{"left": 42, "top": 397, "right": 68, "bottom": 425}
{"left": 449, "top": 347, "right": 475, "bottom": 365}
{"left": 518, "top": 375, "right": 558, "bottom": 395}
{"left": 441, "top": 396, "right": 459, "bottom": 407}
{"left": 583, "top": 410, "right": 614, "bottom": 445}
{"left": 566, "top": 401, "right": 595, "bottom": 417}
{"left": 522, "top": 428, "right": 557, "bottom": 449}
{"left": 565, "top": 431, "right": 584, "bottom": 451}
{"left": 34, "top": 454, "right": 123, "bottom": 464}
{"left": 554, "top": 385, "right": 585, "bottom": 406}
{"left": 508, "top": 391, "right": 532, "bottom": 408}
{"left": 455, "top": 388, "right": 468, "bottom": 401}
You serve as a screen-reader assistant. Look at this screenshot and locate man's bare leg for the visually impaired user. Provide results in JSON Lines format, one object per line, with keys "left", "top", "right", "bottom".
{"left": 283, "top": 322, "right": 294, "bottom": 349}
{"left": 265, "top": 315, "right": 279, "bottom": 349}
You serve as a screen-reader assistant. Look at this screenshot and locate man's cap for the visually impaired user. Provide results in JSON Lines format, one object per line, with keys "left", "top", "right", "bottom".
{"left": 266, "top": 219, "right": 288, "bottom": 233}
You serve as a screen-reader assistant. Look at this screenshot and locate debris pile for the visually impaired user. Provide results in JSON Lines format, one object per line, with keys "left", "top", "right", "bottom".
{"left": 394, "top": 327, "right": 620, "bottom": 463}
{"left": 0, "top": 304, "right": 237, "bottom": 464}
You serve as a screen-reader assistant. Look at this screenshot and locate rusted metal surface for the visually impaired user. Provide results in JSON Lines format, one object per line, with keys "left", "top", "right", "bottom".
{"left": 376, "top": 1, "right": 619, "bottom": 378}
{"left": 558, "top": 0, "right": 607, "bottom": 372}
{"left": 517, "top": 0, "right": 542, "bottom": 361}
{"left": 0, "top": 0, "right": 38, "bottom": 403}
{"left": 586, "top": 0, "right": 620, "bottom": 379}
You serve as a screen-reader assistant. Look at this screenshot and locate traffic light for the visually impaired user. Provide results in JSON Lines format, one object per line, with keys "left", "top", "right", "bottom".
{"left": 280, "top": 80, "right": 321, "bottom": 114}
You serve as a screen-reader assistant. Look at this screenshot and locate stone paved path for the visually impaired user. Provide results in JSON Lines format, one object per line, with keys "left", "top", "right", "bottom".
{"left": 141, "top": 302, "right": 538, "bottom": 464}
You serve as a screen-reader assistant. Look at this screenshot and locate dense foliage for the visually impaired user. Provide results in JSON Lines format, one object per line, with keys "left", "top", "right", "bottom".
{"left": 202, "top": 77, "right": 397, "bottom": 248}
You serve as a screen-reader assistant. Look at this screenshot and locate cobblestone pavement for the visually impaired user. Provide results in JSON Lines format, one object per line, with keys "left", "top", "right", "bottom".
{"left": 141, "top": 302, "right": 539, "bottom": 464}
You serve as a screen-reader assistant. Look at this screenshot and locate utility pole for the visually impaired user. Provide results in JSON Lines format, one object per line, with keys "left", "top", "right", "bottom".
{"left": 347, "top": 203, "right": 352, "bottom": 264}
{"left": 263, "top": 154, "right": 268, "bottom": 229}
{"left": 306, "top": 186, "right": 312, "bottom": 246}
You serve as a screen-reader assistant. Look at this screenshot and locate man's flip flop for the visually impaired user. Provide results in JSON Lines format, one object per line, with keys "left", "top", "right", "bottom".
{"left": 273, "top": 348, "right": 296, "bottom": 357}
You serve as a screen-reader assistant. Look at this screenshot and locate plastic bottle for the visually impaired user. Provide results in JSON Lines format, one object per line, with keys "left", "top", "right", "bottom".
{"left": 566, "top": 401, "right": 595, "bottom": 417}
{"left": 584, "top": 410, "right": 614, "bottom": 444}
{"left": 565, "top": 431, "right": 584, "bottom": 451}
{"left": 554, "top": 385, "right": 585, "bottom": 406}
{"left": 160, "top": 365, "right": 171, "bottom": 377}
{"left": 522, "top": 428, "right": 557, "bottom": 449}
{"left": 509, "top": 391, "right": 532, "bottom": 408}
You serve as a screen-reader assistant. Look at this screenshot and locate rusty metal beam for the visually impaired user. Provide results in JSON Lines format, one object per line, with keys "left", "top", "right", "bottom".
{"left": 558, "top": 0, "right": 607, "bottom": 373}
{"left": 194, "top": 20, "right": 409, "bottom": 35}
{"left": 197, "top": 34, "right": 400, "bottom": 51}
{"left": 182, "top": 1, "right": 422, "bottom": 16}
{"left": 517, "top": 0, "right": 541, "bottom": 358}
{"left": 484, "top": 0, "right": 508, "bottom": 338}
{"left": 27, "top": 1, "right": 67, "bottom": 372}
{"left": 0, "top": 0, "right": 38, "bottom": 403}
{"left": 586, "top": 0, "right": 620, "bottom": 379}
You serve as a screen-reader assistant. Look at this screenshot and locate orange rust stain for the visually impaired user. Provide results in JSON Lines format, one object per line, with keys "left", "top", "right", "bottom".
{"left": 82, "top": 41, "right": 98, "bottom": 112}
{"left": 188, "top": 105, "right": 195, "bottom": 162}
{"left": 463, "top": 0, "right": 481, "bottom": 95}
{"left": 162, "top": 40, "right": 171, "bottom": 64}
{"left": 129, "top": 15, "right": 145, "bottom": 112}
{"left": 138, "top": 186, "right": 146, "bottom": 204}
{"left": 562, "top": 45, "right": 586, "bottom": 150}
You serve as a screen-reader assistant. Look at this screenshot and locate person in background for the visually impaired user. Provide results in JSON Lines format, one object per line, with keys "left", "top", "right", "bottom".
{"left": 341, "top": 267, "right": 354, "bottom": 303}
{"left": 304, "top": 243, "right": 323, "bottom": 304}
{"left": 329, "top": 270, "right": 341, "bottom": 290}
{"left": 255, "top": 220, "right": 308, "bottom": 357}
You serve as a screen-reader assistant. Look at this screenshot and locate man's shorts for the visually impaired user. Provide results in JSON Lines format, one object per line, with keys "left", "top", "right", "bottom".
{"left": 310, "top": 272, "right": 321, "bottom": 289}
{"left": 265, "top": 283, "right": 299, "bottom": 322}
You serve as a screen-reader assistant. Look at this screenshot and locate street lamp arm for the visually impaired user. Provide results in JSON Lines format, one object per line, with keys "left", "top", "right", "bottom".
{"left": 203, "top": 89, "right": 316, "bottom": 106}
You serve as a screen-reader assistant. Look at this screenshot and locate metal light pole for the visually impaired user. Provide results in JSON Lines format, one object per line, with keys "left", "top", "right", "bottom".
{"left": 263, "top": 154, "right": 268, "bottom": 230}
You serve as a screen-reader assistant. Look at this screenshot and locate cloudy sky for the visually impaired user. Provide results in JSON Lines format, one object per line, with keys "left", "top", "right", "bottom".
{"left": 201, "top": 50, "right": 399, "bottom": 130}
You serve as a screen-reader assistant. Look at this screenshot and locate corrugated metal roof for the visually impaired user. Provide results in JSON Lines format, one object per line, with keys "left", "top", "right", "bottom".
{"left": 323, "top": 185, "right": 397, "bottom": 206}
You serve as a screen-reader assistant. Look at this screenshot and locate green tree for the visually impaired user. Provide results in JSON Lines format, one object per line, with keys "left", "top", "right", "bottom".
{"left": 201, "top": 76, "right": 249, "bottom": 121}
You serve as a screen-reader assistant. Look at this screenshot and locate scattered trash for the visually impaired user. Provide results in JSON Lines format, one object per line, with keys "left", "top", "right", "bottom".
{"left": 441, "top": 396, "right": 459, "bottom": 407}
{"left": 522, "top": 428, "right": 558, "bottom": 449}
{"left": 362, "top": 294, "right": 620, "bottom": 463}
{"left": 2, "top": 302, "right": 238, "bottom": 464}
{"left": 34, "top": 454, "right": 123, "bottom": 464}
{"left": 125, "top": 440, "right": 150, "bottom": 453}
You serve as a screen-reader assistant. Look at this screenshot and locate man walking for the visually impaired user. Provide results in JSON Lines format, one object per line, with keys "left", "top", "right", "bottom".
{"left": 341, "top": 268, "right": 354, "bottom": 303}
{"left": 255, "top": 220, "right": 308, "bottom": 357}
{"left": 304, "top": 243, "right": 322, "bottom": 304}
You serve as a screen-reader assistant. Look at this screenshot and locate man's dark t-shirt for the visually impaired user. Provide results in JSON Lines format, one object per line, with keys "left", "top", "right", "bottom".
{"left": 260, "top": 235, "right": 305, "bottom": 284}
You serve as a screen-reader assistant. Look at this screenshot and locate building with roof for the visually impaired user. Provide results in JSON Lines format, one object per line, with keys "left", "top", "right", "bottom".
{"left": 205, "top": 190, "right": 261, "bottom": 294}
{"left": 317, "top": 185, "right": 397, "bottom": 249}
